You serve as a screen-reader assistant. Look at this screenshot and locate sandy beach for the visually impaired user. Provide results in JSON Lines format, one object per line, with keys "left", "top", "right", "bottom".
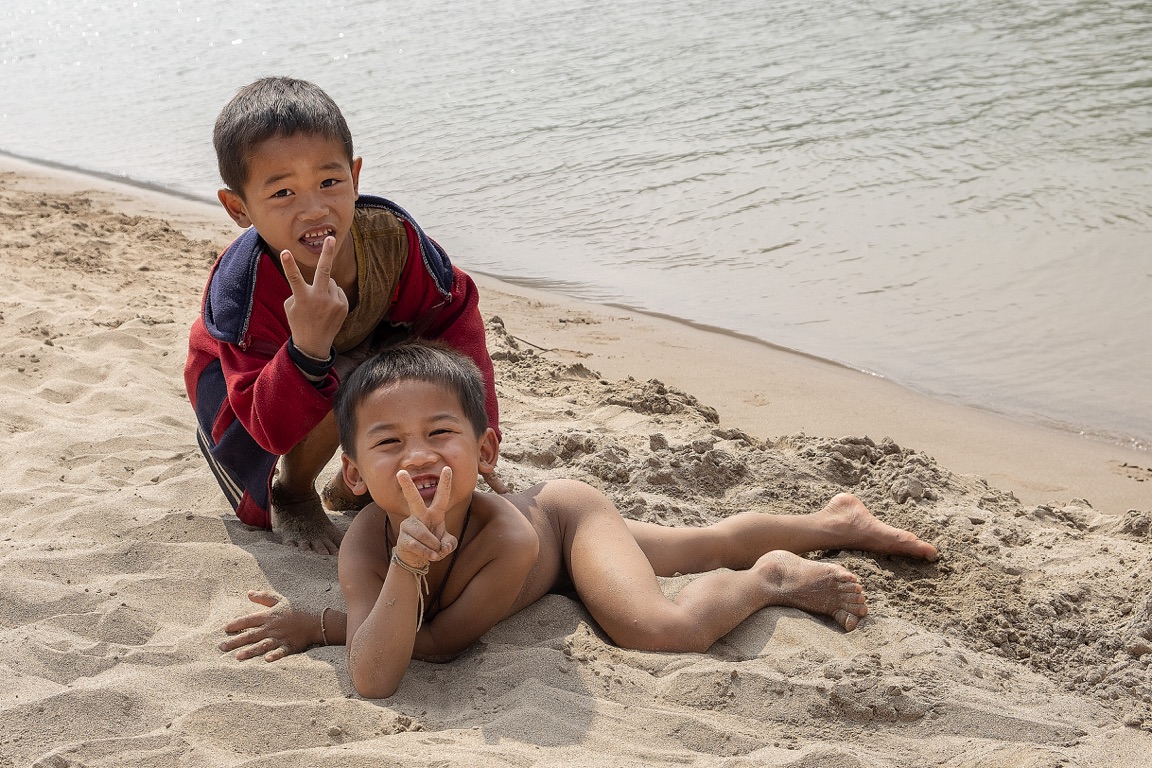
{"left": 2, "top": 154, "right": 1151, "bottom": 767}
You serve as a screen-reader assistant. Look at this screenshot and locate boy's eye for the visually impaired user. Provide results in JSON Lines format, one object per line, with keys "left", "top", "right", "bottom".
{"left": 321, "top": 178, "right": 340, "bottom": 188}
{"left": 271, "top": 188, "right": 292, "bottom": 198}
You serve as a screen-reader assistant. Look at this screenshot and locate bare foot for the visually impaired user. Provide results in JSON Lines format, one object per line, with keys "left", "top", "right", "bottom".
{"left": 320, "top": 471, "right": 371, "bottom": 512}
{"left": 271, "top": 482, "right": 343, "bottom": 555}
{"left": 818, "top": 493, "right": 938, "bottom": 561}
{"left": 757, "top": 550, "right": 868, "bottom": 631}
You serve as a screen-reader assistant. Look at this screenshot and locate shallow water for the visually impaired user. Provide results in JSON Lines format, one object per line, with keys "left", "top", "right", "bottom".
{"left": 3, "top": 0, "right": 1149, "bottom": 447}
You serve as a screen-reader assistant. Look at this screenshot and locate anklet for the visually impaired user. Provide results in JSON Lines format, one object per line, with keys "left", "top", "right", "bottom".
{"left": 390, "top": 548, "right": 431, "bottom": 631}
{"left": 319, "top": 607, "right": 330, "bottom": 646}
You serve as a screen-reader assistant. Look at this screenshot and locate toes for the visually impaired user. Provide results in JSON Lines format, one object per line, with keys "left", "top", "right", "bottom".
{"left": 834, "top": 605, "right": 867, "bottom": 632}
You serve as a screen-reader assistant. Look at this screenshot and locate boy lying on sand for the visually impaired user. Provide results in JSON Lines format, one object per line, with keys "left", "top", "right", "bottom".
{"left": 334, "top": 342, "right": 938, "bottom": 698}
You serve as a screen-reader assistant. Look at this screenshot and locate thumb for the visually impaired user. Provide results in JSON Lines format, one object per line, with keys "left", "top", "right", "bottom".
{"left": 246, "top": 589, "right": 284, "bottom": 608}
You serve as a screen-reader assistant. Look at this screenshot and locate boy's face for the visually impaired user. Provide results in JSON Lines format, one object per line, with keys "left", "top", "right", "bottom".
{"left": 341, "top": 379, "right": 498, "bottom": 515}
{"left": 218, "top": 132, "right": 362, "bottom": 279}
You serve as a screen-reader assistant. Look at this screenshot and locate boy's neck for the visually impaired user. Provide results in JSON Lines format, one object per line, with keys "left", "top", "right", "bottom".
{"left": 330, "top": 241, "right": 359, "bottom": 299}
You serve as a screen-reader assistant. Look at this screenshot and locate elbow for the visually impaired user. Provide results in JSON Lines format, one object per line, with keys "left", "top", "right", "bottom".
{"left": 351, "top": 668, "right": 402, "bottom": 700}
{"left": 348, "top": 644, "right": 406, "bottom": 699}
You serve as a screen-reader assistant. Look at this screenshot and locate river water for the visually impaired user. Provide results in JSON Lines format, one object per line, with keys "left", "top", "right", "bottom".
{"left": 2, "top": 0, "right": 1150, "bottom": 447}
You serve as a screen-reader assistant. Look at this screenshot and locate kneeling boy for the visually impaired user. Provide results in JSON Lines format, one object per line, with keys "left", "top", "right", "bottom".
{"left": 185, "top": 77, "right": 499, "bottom": 555}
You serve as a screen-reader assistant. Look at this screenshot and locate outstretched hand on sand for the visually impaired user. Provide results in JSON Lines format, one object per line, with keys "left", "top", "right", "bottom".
{"left": 280, "top": 235, "right": 348, "bottom": 360}
{"left": 219, "top": 590, "right": 321, "bottom": 662}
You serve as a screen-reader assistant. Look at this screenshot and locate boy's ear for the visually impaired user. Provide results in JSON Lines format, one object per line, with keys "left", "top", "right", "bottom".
{"left": 341, "top": 453, "right": 368, "bottom": 496}
{"left": 351, "top": 156, "right": 363, "bottom": 196}
{"left": 218, "top": 188, "right": 253, "bottom": 229}
{"left": 477, "top": 428, "right": 500, "bottom": 474}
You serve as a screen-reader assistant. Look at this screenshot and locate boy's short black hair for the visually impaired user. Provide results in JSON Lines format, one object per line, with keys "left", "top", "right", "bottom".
{"left": 213, "top": 76, "right": 354, "bottom": 196}
{"left": 335, "top": 342, "right": 489, "bottom": 456}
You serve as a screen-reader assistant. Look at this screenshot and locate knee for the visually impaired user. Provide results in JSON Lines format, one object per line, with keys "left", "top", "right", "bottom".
{"left": 605, "top": 614, "right": 713, "bottom": 654}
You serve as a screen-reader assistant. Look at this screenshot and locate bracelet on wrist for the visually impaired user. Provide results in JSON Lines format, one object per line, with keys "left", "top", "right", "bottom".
{"left": 390, "top": 548, "right": 431, "bottom": 631}
{"left": 287, "top": 337, "right": 337, "bottom": 378}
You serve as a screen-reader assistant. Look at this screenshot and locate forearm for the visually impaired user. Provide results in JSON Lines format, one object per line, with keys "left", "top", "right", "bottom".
{"left": 222, "top": 343, "right": 337, "bottom": 453}
{"left": 347, "top": 569, "right": 424, "bottom": 698}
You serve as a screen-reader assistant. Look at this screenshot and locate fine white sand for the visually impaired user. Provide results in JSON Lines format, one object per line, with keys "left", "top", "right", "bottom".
{"left": 2, "top": 155, "right": 1150, "bottom": 767}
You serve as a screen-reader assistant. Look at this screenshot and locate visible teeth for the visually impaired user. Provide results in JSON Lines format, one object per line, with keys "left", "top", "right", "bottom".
{"left": 301, "top": 228, "right": 333, "bottom": 240}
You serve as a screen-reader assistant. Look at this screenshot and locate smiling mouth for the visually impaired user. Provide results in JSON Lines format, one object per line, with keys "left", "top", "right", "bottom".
{"left": 299, "top": 227, "right": 335, "bottom": 248}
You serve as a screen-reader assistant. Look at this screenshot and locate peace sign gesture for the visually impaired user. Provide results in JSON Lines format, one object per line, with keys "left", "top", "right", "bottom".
{"left": 393, "top": 467, "right": 459, "bottom": 569}
{"left": 281, "top": 236, "right": 349, "bottom": 360}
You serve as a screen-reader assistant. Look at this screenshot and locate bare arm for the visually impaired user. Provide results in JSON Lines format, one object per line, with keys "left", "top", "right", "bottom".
{"left": 341, "top": 468, "right": 459, "bottom": 698}
{"left": 219, "top": 591, "right": 348, "bottom": 661}
{"left": 340, "top": 476, "right": 538, "bottom": 698}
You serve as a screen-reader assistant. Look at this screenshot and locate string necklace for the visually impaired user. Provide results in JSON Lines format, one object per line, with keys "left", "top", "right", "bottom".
{"left": 385, "top": 503, "right": 472, "bottom": 626}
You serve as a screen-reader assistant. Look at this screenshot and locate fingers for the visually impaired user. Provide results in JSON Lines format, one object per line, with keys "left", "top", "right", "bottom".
{"left": 281, "top": 239, "right": 337, "bottom": 291}
{"left": 394, "top": 467, "right": 459, "bottom": 562}
{"left": 314, "top": 235, "right": 336, "bottom": 283}
{"left": 436, "top": 532, "right": 459, "bottom": 559}
{"left": 280, "top": 249, "right": 305, "bottom": 289}
{"left": 219, "top": 630, "right": 258, "bottom": 652}
{"left": 429, "top": 466, "right": 453, "bottom": 511}
{"left": 264, "top": 646, "right": 290, "bottom": 662}
{"left": 246, "top": 589, "right": 284, "bottom": 608}
{"left": 394, "top": 531, "right": 454, "bottom": 563}
{"left": 482, "top": 469, "right": 511, "bottom": 494}
{"left": 223, "top": 611, "right": 275, "bottom": 634}
{"left": 394, "top": 515, "right": 449, "bottom": 560}
{"left": 219, "top": 626, "right": 290, "bottom": 658}
{"left": 396, "top": 470, "right": 431, "bottom": 519}
{"left": 229, "top": 635, "right": 288, "bottom": 661}
{"left": 396, "top": 466, "right": 452, "bottom": 529}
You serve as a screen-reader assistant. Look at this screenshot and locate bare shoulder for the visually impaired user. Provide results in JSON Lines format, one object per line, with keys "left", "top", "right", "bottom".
{"left": 338, "top": 503, "right": 389, "bottom": 597}
{"left": 468, "top": 490, "right": 540, "bottom": 568}
{"left": 341, "top": 503, "right": 389, "bottom": 559}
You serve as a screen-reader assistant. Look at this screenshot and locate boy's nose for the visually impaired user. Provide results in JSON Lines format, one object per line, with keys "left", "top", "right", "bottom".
{"left": 400, "top": 444, "right": 437, "bottom": 470}
{"left": 298, "top": 193, "right": 329, "bottom": 220}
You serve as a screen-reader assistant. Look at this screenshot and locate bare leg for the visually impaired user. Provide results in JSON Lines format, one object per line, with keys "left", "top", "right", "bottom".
{"left": 627, "top": 493, "right": 937, "bottom": 577}
{"left": 541, "top": 481, "right": 868, "bottom": 653}
{"left": 674, "top": 550, "right": 868, "bottom": 634}
{"left": 272, "top": 412, "right": 343, "bottom": 554}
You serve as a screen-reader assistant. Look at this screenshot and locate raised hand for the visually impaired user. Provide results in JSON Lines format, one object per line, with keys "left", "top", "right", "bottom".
{"left": 394, "top": 467, "right": 458, "bottom": 567}
{"left": 481, "top": 468, "right": 511, "bottom": 494}
{"left": 281, "top": 235, "right": 348, "bottom": 359}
